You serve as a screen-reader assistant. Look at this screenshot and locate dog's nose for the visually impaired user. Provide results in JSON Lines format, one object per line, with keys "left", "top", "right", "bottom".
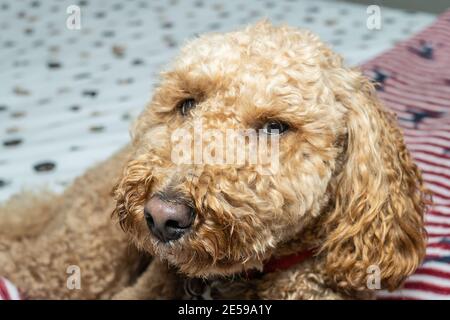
{"left": 144, "top": 196, "right": 195, "bottom": 242}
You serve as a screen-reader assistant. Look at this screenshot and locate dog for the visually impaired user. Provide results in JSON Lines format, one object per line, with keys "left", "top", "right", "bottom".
{"left": 0, "top": 22, "right": 429, "bottom": 300}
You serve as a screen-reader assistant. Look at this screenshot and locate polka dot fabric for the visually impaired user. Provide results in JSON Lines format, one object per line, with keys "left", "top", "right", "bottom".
{"left": 0, "top": 1, "right": 435, "bottom": 201}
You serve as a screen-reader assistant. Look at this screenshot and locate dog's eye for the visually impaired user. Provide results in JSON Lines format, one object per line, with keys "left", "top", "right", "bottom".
{"left": 261, "top": 120, "right": 289, "bottom": 135}
{"left": 178, "top": 98, "right": 197, "bottom": 116}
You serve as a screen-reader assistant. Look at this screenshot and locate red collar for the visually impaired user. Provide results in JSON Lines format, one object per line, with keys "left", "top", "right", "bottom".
{"left": 244, "top": 248, "right": 316, "bottom": 279}
{"left": 262, "top": 248, "right": 316, "bottom": 273}
{"left": 183, "top": 249, "right": 318, "bottom": 298}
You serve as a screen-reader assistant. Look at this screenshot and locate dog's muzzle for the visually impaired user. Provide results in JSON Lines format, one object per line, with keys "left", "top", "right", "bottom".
{"left": 143, "top": 195, "right": 196, "bottom": 243}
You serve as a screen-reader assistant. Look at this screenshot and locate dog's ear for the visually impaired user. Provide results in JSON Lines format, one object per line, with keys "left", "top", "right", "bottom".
{"left": 320, "top": 67, "right": 430, "bottom": 291}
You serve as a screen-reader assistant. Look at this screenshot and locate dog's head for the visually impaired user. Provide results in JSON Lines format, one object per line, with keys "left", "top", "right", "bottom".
{"left": 113, "top": 22, "right": 428, "bottom": 291}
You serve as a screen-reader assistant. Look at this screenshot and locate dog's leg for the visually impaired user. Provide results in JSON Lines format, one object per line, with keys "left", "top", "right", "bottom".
{"left": 0, "top": 190, "right": 60, "bottom": 239}
{"left": 0, "top": 146, "right": 144, "bottom": 299}
{"left": 0, "top": 191, "right": 63, "bottom": 296}
{"left": 112, "top": 259, "right": 183, "bottom": 300}
{"left": 255, "top": 262, "right": 347, "bottom": 300}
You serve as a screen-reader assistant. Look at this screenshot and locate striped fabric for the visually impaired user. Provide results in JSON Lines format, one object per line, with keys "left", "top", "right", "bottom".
{"left": 363, "top": 10, "right": 450, "bottom": 300}
{"left": 0, "top": 277, "right": 21, "bottom": 300}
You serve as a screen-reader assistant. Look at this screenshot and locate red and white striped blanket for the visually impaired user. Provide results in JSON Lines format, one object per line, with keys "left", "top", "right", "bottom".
{"left": 0, "top": 277, "right": 21, "bottom": 300}
{"left": 363, "top": 10, "right": 450, "bottom": 300}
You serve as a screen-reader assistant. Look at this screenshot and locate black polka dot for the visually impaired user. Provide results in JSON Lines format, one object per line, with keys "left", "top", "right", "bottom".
{"left": 218, "top": 11, "right": 229, "bottom": 19}
{"left": 24, "top": 27, "right": 34, "bottom": 36}
{"left": 138, "top": 2, "right": 148, "bottom": 9}
{"left": 74, "top": 72, "right": 91, "bottom": 80}
{"left": 274, "top": 14, "right": 284, "bottom": 21}
{"left": 48, "top": 45, "right": 59, "bottom": 53}
{"left": 90, "top": 125, "right": 105, "bottom": 132}
{"left": 38, "top": 97, "right": 51, "bottom": 105}
{"left": 95, "top": 11, "right": 106, "bottom": 18}
{"left": 112, "top": 45, "right": 126, "bottom": 58}
{"left": 82, "top": 90, "right": 98, "bottom": 98}
{"left": 324, "top": 19, "right": 337, "bottom": 26}
{"left": 132, "top": 58, "right": 144, "bottom": 65}
{"left": 113, "top": 3, "right": 123, "bottom": 10}
{"left": 0, "top": 179, "right": 10, "bottom": 188}
{"left": 57, "top": 87, "right": 70, "bottom": 95}
{"left": 331, "top": 39, "right": 342, "bottom": 46}
{"left": 385, "top": 17, "right": 395, "bottom": 24}
{"left": 102, "top": 30, "right": 115, "bottom": 38}
{"left": 90, "top": 111, "right": 101, "bottom": 117}
{"left": 306, "top": 6, "right": 319, "bottom": 13}
{"left": 34, "top": 161, "right": 56, "bottom": 172}
{"left": 6, "top": 126, "right": 20, "bottom": 134}
{"left": 48, "top": 61, "right": 62, "bottom": 69}
{"left": 49, "top": 29, "right": 60, "bottom": 36}
{"left": 4, "top": 40, "right": 14, "bottom": 48}
{"left": 0, "top": 105, "right": 7, "bottom": 112}
{"left": 194, "top": 0, "right": 204, "bottom": 8}
{"left": 70, "top": 105, "right": 81, "bottom": 112}
{"left": 3, "top": 138, "right": 23, "bottom": 147}
{"left": 13, "top": 87, "right": 31, "bottom": 96}
{"left": 334, "top": 28, "right": 346, "bottom": 35}
{"left": 162, "top": 35, "right": 177, "bottom": 48}
{"left": 33, "top": 40, "right": 44, "bottom": 47}
{"left": 11, "top": 111, "right": 26, "bottom": 118}
{"left": 248, "top": 10, "right": 260, "bottom": 18}
{"left": 162, "top": 21, "right": 173, "bottom": 29}
{"left": 208, "top": 22, "right": 221, "bottom": 30}
{"left": 66, "top": 37, "right": 77, "bottom": 44}
{"left": 117, "top": 78, "right": 134, "bottom": 85}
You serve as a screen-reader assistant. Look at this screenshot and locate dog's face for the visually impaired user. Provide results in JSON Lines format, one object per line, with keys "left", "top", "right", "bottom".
{"left": 114, "top": 22, "right": 428, "bottom": 291}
